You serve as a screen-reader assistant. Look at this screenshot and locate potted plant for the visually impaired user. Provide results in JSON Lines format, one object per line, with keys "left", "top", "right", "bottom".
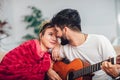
{"left": 23, "top": 6, "right": 45, "bottom": 40}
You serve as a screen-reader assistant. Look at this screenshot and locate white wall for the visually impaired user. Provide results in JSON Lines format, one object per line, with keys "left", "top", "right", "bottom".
{"left": 1, "top": 0, "right": 117, "bottom": 41}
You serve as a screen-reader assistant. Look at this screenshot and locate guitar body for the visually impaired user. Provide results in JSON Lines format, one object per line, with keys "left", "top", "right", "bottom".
{"left": 53, "top": 58, "right": 93, "bottom": 80}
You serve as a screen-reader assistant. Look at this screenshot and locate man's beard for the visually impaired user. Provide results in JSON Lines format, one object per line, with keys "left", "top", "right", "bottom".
{"left": 60, "top": 37, "right": 69, "bottom": 45}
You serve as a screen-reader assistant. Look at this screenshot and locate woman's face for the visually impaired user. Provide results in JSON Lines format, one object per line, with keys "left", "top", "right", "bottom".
{"left": 40, "top": 27, "right": 57, "bottom": 50}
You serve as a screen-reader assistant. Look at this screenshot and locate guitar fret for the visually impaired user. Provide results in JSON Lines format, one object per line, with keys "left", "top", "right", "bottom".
{"left": 96, "top": 63, "right": 99, "bottom": 71}
{"left": 86, "top": 66, "right": 89, "bottom": 75}
{"left": 90, "top": 65, "right": 92, "bottom": 74}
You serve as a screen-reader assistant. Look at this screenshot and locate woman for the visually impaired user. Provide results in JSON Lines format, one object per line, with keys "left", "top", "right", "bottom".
{"left": 0, "top": 22, "right": 57, "bottom": 80}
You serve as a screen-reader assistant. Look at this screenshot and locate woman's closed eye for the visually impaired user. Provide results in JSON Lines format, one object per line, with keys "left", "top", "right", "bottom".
{"left": 49, "top": 33, "right": 53, "bottom": 36}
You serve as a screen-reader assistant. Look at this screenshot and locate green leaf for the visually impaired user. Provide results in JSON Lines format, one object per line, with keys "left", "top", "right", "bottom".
{"left": 24, "top": 15, "right": 34, "bottom": 22}
{"left": 31, "top": 7, "right": 41, "bottom": 15}
{"left": 34, "top": 27, "right": 40, "bottom": 35}
{"left": 30, "top": 20, "right": 41, "bottom": 27}
{"left": 22, "top": 34, "right": 36, "bottom": 40}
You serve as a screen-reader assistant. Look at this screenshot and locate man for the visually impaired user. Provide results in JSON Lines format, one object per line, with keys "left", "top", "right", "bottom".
{"left": 47, "top": 8, "right": 116, "bottom": 80}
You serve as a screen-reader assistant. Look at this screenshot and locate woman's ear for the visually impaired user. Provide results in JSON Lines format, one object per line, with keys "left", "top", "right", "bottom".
{"left": 39, "top": 33, "right": 42, "bottom": 39}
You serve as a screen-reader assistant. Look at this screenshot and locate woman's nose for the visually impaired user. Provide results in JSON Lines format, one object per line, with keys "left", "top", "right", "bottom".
{"left": 52, "top": 36, "right": 57, "bottom": 41}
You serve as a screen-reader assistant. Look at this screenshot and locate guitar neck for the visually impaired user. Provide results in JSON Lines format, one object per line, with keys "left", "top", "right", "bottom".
{"left": 69, "top": 57, "right": 115, "bottom": 79}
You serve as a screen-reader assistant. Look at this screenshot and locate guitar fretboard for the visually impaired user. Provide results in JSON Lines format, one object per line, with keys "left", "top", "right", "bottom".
{"left": 70, "top": 57, "right": 115, "bottom": 79}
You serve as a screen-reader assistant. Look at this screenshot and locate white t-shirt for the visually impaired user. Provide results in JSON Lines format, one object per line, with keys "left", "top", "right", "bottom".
{"left": 60, "top": 34, "right": 116, "bottom": 80}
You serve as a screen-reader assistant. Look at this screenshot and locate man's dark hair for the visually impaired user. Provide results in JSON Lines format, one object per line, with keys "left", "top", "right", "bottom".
{"left": 51, "top": 8, "right": 82, "bottom": 32}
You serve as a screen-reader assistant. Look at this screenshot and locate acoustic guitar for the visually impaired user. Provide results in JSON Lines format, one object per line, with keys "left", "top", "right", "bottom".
{"left": 53, "top": 57, "right": 115, "bottom": 80}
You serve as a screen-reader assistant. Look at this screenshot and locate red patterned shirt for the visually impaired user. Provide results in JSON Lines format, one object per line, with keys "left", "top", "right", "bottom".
{"left": 0, "top": 39, "right": 51, "bottom": 80}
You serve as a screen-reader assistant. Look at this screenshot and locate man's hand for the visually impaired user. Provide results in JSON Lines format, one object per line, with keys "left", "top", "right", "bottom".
{"left": 47, "top": 68, "right": 62, "bottom": 80}
{"left": 52, "top": 44, "right": 62, "bottom": 61}
{"left": 101, "top": 61, "right": 120, "bottom": 78}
